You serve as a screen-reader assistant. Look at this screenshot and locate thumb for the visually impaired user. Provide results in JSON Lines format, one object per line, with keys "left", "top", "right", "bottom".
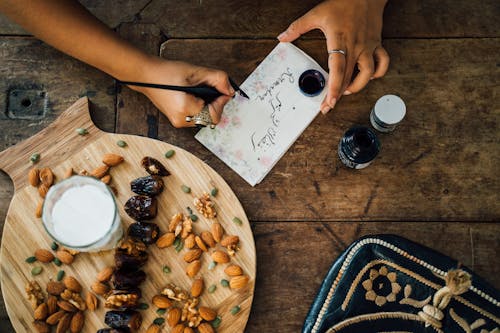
{"left": 278, "top": 15, "right": 314, "bottom": 42}
{"left": 192, "top": 68, "right": 235, "bottom": 96}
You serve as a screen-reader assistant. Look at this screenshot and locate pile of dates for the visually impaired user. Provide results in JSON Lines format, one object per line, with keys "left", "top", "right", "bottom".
{"left": 97, "top": 157, "right": 169, "bottom": 332}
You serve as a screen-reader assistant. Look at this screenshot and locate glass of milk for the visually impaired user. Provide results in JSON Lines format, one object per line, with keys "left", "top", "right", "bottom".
{"left": 42, "top": 175, "right": 123, "bottom": 252}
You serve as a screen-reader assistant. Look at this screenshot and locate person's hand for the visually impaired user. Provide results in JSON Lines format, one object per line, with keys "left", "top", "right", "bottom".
{"left": 278, "top": 0, "right": 389, "bottom": 114}
{"left": 130, "top": 57, "right": 235, "bottom": 128}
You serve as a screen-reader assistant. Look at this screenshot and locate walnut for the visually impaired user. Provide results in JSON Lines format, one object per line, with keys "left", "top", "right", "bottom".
{"left": 104, "top": 292, "right": 140, "bottom": 309}
{"left": 60, "top": 289, "right": 86, "bottom": 310}
{"left": 161, "top": 284, "right": 188, "bottom": 302}
{"left": 168, "top": 213, "right": 183, "bottom": 233}
{"left": 181, "top": 217, "right": 193, "bottom": 239}
{"left": 26, "top": 281, "right": 45, "bottom": 310}
{"left": 118, "top": 238, "right": 147, "bottom": 256}
{"left": 227, "top": 244, "right": 240, "bottom": 256}
{"left": 182, "top": 298, "right": 202, "bottom": 328}
{"left": 194, "top": 193, "right": 216, "bottom": 218}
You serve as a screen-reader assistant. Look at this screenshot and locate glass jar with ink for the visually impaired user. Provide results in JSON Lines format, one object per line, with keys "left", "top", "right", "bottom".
{"left": 338, "top": 126, "right": 380, "bottom": 169}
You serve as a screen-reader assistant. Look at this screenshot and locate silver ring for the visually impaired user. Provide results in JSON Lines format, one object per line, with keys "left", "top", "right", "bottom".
{"left": 185, "top": 116, "right": 193, "bottom": 122}
{"left": 192, "top": 105, "right": 213, "bottom": 128}
{"left": 328, "top": 49, "right": 347, "bottom": 56}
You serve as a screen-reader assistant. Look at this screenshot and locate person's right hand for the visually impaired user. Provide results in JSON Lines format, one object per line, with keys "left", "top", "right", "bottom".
{"left": 130, "top": 57, "right": 235, "bottom": 128}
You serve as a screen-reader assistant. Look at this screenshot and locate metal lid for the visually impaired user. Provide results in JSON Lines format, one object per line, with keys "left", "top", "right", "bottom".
{"left": 373, "top": 95, "right": 406, "bottom": 125}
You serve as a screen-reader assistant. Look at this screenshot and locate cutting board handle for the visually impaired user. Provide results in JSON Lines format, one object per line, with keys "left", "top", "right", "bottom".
{"left": 0, "top": 97, "right": 104, "bottom": 190}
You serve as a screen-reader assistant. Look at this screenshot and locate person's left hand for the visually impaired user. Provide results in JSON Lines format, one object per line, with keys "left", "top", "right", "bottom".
{"left": 278, "top": 0, "right": 390, "bottom": 114}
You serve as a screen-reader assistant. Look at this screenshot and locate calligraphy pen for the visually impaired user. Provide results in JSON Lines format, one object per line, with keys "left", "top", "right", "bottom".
{"left": 118, "top": 78, "right": 249, "bottom": 104}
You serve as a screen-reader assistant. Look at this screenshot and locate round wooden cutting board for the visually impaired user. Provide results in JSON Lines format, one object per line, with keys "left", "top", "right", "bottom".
{"left": 0, "top": 97, "right": 256, "bottom": 332}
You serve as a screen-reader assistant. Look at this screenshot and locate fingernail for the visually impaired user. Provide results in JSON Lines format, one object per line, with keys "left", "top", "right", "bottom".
{"left": 277, "top": 32, "right": 287, "bottom": 40}
{"left": 343, "top": 90, "right": 352, "bottom": 96}
{"left": 229, "top": 86, "right": 235, "bottom": 95}
{"left": 330, "top": 98, "right": 337, "bottom": 108}
{"left": 370, "top": 76, "right": 374, "bottom": 80}
{"left": 321, "top": 106, "right": 331, "bottom": 114}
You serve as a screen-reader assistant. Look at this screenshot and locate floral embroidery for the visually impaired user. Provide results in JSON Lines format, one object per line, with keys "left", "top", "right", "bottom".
{"left": 363, "top": 265, "right": 402, "bottom": 306}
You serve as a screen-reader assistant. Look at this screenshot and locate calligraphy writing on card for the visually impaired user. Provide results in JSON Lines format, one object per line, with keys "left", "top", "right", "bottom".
{"left": 196, "top": 42, "right": 328, "bottom": 186}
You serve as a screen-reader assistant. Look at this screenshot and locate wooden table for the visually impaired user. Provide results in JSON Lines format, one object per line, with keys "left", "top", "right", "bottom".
{"left": 0, "top": 1, "right": 499, "bottom": 332}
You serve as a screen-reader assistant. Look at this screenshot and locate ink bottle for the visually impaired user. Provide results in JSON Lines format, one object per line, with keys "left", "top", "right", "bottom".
{"left": 298, "top": 69, "right": 325, "bottom": 97}
{"left": 338, "top": 126, "right": 380, "bottom": 169}
{"left": 370, "top": 94, "right": 406, "bottom": 132}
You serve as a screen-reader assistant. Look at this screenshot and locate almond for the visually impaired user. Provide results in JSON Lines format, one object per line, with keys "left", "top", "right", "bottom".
{"left": 96, "top": 266, "right": 114, "bottom": 282}
{"left": 221, "top": 235, "right": 240, "bottom": 247}
{"left": 39, "top": 168, "right": 54, "bottom": 187}
{"left": 224, "top": 264, "right": 244, "bottom": 276}
{"left": 198, "top": 306, "right": 217, "bottom": 321}
{"left": 85, "top": 292, "right": 98, "bottom": 311}
{"left": 186, "top": 260, "right": 201, "bottom": 278}
{"left": 63, "top": 276, "right": 82, "bottom": 293}
{"left": 90, "top": 165, "right": 109, "bottom": 178}
{"left": 56, "top": 250, "right": 74, "bottom": 265}
{"left": 29, "top": 168, "right": 40, "bottom": 187}
{"left": 56, "top": 313, "right": 71, "bottom": 333}
{"left": 183, "top": 249, "right": 202, "bottom": 263}
{"left": 230, "top": 275, "right": 250, "bottom": 289}
{"left": 191, "top": 278, "right": 204, "bottom": 297}
{"left": 184, "top": 328, "right": 195, "bottom": 333}
{"left": 64, "top": 167, "right": 74, "bottom": 179}
{"left": 102, "top": 153, "right": 124, "bottom": 167}
{"left": 100, "top": 174, "right": 111, "bottom": 184}
{"left": 46, "top": 281, "right": 65, "bottom": 296}
{"left": 34, "top": 303, "right": 48, "bottom": 320}
{"left": 33, "top": 320, "right": 50, "bottom": 333}
{"left": 38, "top": 184, "right": 49, "bottom": 198}
{"left": 200, "top": 231, "right": 216, "bottom": 248}
{"left": 46, "top": 310, "right": 65, "bottom": 325}
{"left": 57, "top": 300, "right": 77, "bottom": 312}
{"left": 34, "top": 249, "right": 54, "bottom": 263}
{"left": 70, "top": 311, "right": 84, "bottom": 333}
{"left": 152, "top": 295, "right": 172, "bottom": 309}
{"left": 35, "top": 200, "right": 44, "bottom": 218}
{"left": 195, "top": 236, "right": 208, "bottom": 252}
{"left": 211, "top": 250, "right": 230, "bottom": 263}
{"left": 184, "top": 233, "right": 196, "bottom": 249}
{"left": 172, "top": 324, "right": 185, "bottom": 333}
{"left": 167, "top": 307, "right": 181, "bottom": 327}
{"left": 91, "top": 281, "right": 109, "bottom": 295}
{"left": 146, "top": 324, "right": 161, "bottom": 333}
{"left": 47, "top": 295, "right": 58, "bottom": 315}
{"left": 198, "top": 323, "right": 215, "bottom": 333}
{"left": 156, "top": 232, "right": 176, "bottom": 248}
{"left": 211, "top": 222, "right": 224, "bottom": 243}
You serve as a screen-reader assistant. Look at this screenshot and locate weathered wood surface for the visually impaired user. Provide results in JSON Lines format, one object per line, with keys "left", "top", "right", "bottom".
{"left": 159, "top": 38, "right": 500, "bottom": 222}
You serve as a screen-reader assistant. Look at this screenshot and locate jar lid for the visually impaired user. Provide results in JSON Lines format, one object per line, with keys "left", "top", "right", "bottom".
{"left": 373, "top": 94, "right": 406, "bottom": 125}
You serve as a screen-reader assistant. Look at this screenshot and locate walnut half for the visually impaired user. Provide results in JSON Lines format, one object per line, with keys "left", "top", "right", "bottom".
{"left": 194, "top": 193, "right": 217, "bottom": 219}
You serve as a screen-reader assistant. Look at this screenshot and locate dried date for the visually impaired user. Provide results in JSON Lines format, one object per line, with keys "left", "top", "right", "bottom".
{"left": 111, "top": 269, "right": 146, "bottom": 290}
{"left": 127, "top": 222, "right": 160, "bottom": 245}
{"left": 130, "top": 175, "right": 164, "bottom": 196}
{"left": 124, "top": 196, "right": 158, "bottom": 220}
{"left": 104, "top": 310, "right": 142, "bottom": 330}
{"left": 141, "top": 157, "right": 170, "bottom": 177}
{"left": 97, "top": 329, "right": 131, "bottom": 333}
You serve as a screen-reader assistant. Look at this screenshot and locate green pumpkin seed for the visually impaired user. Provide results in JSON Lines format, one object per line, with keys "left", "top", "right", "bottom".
{"left": 187, "top": 207, "right": 193, "bottom": 214}
{"left": 116, "top": 140, "right": 127, "bottom": 148}
{"left": 211, "top": 188, "right": 218, "bottom": 197}
{"left": 51, "top": 242, "right": 59, "bottom": 251}
{"left": 165, "top": 150, "right": 175, "bottom": 158}
{"left": 153, "top": 318, "right": 165, "bottom": 325}
{"left": 220, "top": 279, "right": 229, "bottom": 287}
{"left": 230, "top": 305, "right": 241, "bottom": 315}
{"left": 208, "top": 284, "right": 217, "bottom": 293}
{"left": 30, "top": 153, "right": 40, "bottom": 163}
{"left": 56, "top": 270, "right": 65, "bottom": 281}
{"left": 25, "top": 256, "right": 37, "bottom": 263}
{"left": 31, "top": 266, "right": 43, "bottom": 276}
{"left": 173, "top": 237, "right": 181, "bottom": 248}
{"left": 76, "top": 128, "right": 88, "bottom": 135}
{"left": 232, "top": 217, "right": 243, "bottom": 226}
{"left": 156, "top": 308, "right": 166, "bottom": 315}
{"left": 175, "top": 240, "right": 184, "bottom": 253}
{"left": 53, "top": 258, "right": 62, "bottom": 266}
{"left": 181, "top": 185, "right": 191, "bottom": 193}
{"left": 138, "top": 303, "right": 149, "bottom": 310}
{"left": 211, "top": 316, "right": 222, "bottom": 328}
{"left": 190, "top": 214, "right": 198, "bottom": 222}
{"left": 208, "top": 261, "right": 217, "bottom": 270}
{"left": 162, "top": 266, "right": 171, "bottom": 274}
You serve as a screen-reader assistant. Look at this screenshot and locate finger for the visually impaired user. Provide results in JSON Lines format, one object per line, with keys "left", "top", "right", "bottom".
{"left": 208, "top": 95, "right": 232, "bottom": 125}
{"left": 170, "top": 96, "right": 205, "bottom": 128}
{"left": 344, "top": 51, "right": 375, "bottom": 95}
{"left": 320, "top": 35, "right": 347, "bottom": 114}
{"left": 372, "top": 46, "right": 390, "bottom": 79}
{"left": 277, "top": 14, "right": 315, "bottom": 42}
{"left": 191, "top": 68, "right": 235, "bottom": 96}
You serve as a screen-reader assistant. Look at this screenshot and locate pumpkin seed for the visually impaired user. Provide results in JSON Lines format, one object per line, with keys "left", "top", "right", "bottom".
{"left": 220, "top": 279, "right": 229, "bottom": 287}
{"left": 181, "top": 185, "right": 191, "bottom": 193}
{"left": 211, "top": 316, "right": 222, "bottom": 328}
{"left": 210, "top": 188, "right": 218, "bottom": 197}
{"left": 230, "top": 305, "right": 241, "bottom": 315}
{"left": 162, "top": 266, "right": 171, "bottom": 274}
{"left": 56, "top": 270, "right": 65, "bottom": 281}
{"left": 25, "top": 256, "right": 37, "bottom": 263}
{"left": 51, "top": 242, "right": 59, "bottom": 251}
{"left": 165, "top": 150, "right": 175, "bottom": 158}
{"left": 175, "top": 240, "right": 184, "bottom": 253}
{"left": 153, "top": 318, "right": 165, "bottom": 325}
{"left": 138, "top": 303, "right": 149, "bottom": 310}
{"left": 208, "top": 284, "right": 216, "bottom": 293}
{"left": 31, "top": 266, "right": 43, "bottom": 276}
{"left": 156, "top": 308, "right": 166, "bottom": 315}
{"left": 53, "top": 258, "right": 62, "bottom": 266}
{"left": 76, "top": 128, "right": 88, "bottom": 135}
{"left": 186, "top": 207, "right": 193, "bottom": 214}
{"left": 30, "top": 153, "right": 40, "bottom": 163}
{"left": 116, "top": 140, "right": 127, "bottom": 148}
{"left": 208, "top": 261, "right": 217, "bottom": 270}
{"left": 173, "top": 238, "right": 181, "bottom": 248}
{"left": 232, "top": 217, "right": 243, "bottom": 226}
{"left": 190, "top": 214, "right": 198, "bottom": 222}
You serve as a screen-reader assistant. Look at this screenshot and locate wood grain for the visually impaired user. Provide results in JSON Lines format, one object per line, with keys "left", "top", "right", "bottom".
{"left": 0, "top": 99, "right": 256, "bottom": 332}
{"left": 159, "top": 38, "right": 500, "bottom": 222}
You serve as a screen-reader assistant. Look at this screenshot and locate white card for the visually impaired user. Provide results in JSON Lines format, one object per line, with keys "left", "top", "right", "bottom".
{"left": 195, "top": 42, "right": 328, "bottom": 186}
